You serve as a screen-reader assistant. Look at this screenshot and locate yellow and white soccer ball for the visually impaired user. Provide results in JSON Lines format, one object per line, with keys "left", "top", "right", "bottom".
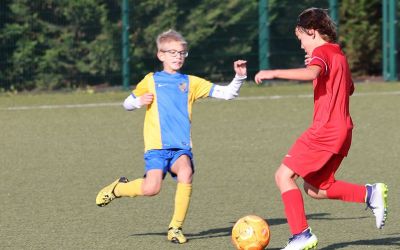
{"left": 231, "top": 215, "right": 270, "bottom": 250}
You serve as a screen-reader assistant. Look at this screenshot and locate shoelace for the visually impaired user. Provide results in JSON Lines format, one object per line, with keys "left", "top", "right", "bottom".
{"left": 285, "top": 236, "right": 295, "bottom": 245}
{"left": 365, "top": 201, "right": 377, "bottom": 212}
{"left": 173, "top": 229, "right": 183, "bottom": 235}
{"left": 285, "top": 231, "right": 309, "bottom": 245}
{"left": 103, "top": 193, "right": 115, "bottom": 202}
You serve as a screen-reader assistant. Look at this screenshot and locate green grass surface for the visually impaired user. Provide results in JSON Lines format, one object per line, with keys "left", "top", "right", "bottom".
{"left": 1, "top": 82, "right": 400, "bottom": 249}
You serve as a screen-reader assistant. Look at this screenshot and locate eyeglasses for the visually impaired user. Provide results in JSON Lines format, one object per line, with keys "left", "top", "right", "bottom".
{"left": 160, "top": 49, "right": 189, "bottom": 58}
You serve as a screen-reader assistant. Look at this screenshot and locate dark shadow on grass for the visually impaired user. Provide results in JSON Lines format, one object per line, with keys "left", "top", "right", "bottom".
{"left": 129, "top": 213, "right": 371, "bottom": 242}
{"left": 320, "top": 236, "right": 400, "bottom": 249}
{"left": 129, "top": 226, "right": 233, "bottom": 239}
{"left": 251, "top": 233, "right": 400, "bottom": 250}
{"left": 183, "top": 216, "right": 287, "bottom": 240}
{"left": 129, "top": 213, "right": 313, "bottom": 240}
{"left": 184, "top": 217, "right": 285, "bottom": 240}
{"left": 306, "top": 212, "right": 369, "bottom": 221}
{"left": 129, "top": 216, "right": 288, "bottom": 239}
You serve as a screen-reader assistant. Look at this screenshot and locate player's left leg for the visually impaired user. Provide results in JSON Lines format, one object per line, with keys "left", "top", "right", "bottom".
{"left": 303, "top": 182, "right": 327, "bottom": 199}
{"left": 303, "top": 154, "right": 388, "bottom": 229}
{"left": 305, "top": 180, "right": 388, "bottom": 229}
{"left": 303, "top": 154, "right": 366, "bottom": 202}
{"left": 167, "top": 154, "right": 193, "bottom": 244}
{"left": 303, "top": 180, "right": 366, "bottom": 202}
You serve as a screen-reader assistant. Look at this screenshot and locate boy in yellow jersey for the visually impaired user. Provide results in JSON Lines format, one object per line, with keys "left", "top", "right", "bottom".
{"left": 96, "top": 29, "right": 247, "bottom": 244}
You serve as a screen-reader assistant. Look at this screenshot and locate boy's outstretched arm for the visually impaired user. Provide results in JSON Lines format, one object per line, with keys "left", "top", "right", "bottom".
{"left": 211, "top": 60, "right": 247, "bottom": 100}
{"left": 123, "top": 93, "right": 154, "bottom": 111}
{"left": 254, "top": 65, "right": 321, "bottom": 84}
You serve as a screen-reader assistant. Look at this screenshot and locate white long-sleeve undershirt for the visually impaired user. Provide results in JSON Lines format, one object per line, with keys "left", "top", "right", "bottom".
{"left": 210, "top": 74, "right": 246, "bottom": 100}
{"left": 122, "top": 74, "right": 246, "bottom": 110}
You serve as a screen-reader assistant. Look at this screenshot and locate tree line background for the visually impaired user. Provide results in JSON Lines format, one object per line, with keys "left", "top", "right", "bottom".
{"left": 0, "top": 0, "right": 395, "bottom": 91}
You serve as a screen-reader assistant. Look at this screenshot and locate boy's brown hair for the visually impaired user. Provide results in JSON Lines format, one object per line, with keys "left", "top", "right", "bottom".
{"left": 296, "top": 8, "right": 337, "bottom": 42}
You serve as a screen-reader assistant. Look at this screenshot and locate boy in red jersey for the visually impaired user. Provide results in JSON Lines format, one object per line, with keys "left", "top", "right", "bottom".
{"left": 255, "top": 8, "right": 388, "bottom": 250}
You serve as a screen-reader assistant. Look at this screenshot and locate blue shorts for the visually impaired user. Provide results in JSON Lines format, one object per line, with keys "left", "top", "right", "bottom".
{"left": 143, "top": 149, "right": 194, "bottom": 179}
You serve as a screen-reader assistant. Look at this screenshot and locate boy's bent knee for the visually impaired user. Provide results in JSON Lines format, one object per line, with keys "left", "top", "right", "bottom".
{"left": 177, "top": 171, "right": 193, "bottom": 184}
{"left": 303, "top": 182, "right": 328, "bottom": 199}
{"left": 274, "top": 165, "right": 294, "bottom": 186}
{"left": 142, "top": 183, "right": 161, "bottom": 196}
{"left": 274, "top": 164, "right": 299, "bottom": 193}
{"left": 274, "top": 170, "right": 282, "bottom": 187}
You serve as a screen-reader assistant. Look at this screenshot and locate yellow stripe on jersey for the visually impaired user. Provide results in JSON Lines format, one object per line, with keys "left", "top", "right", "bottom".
{"left": 133, "top": 73, "right": 162, "bottom": 151}
{"left": 187, "top": 75, "right": 213, "bottom": 120}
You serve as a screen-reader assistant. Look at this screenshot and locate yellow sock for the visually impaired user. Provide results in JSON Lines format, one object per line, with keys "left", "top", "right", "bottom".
{"left": 169, "top": 183, "right": 192, "bottom": 229}
{"left": 114, "top": 178, "right": 144, "bottom": 197}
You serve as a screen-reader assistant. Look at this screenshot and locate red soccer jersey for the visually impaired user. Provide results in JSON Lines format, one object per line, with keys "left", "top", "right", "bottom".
{"left": 300, "top": 43, "right": 354, "bottom": 156}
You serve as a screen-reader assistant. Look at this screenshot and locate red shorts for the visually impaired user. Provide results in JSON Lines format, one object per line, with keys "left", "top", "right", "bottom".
{"left": 282, "top": 139, "right": 344, "bottom": 190}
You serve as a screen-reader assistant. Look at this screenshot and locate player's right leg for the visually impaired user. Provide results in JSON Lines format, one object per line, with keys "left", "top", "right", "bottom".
{"left": 140, "top": 169, "right": 164, "bottom": 196}
{"left": 275, "top": 164, "right": 317, "bottom": 249}
{"left": 96, "top": 177, "right": 129, "bottom": 207}
{"left": 95, "top": 170, "right": 164, "bottom": 207}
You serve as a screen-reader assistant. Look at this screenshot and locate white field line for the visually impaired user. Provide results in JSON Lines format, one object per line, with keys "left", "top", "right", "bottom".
{"left": 2, "top": 102, "right": 121, "bottom": 111}
{"left": 2, "top": 91, "right": 400, "bottom": 111}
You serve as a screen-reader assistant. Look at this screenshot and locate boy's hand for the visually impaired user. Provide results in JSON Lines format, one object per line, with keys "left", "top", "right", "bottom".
{"left": 254, "top": 70, "right": 275, "bottom": 84}
{"left": 139, "top": 93, "right": 154, "bottom": 106}
{"left": 234, "top": 60, "right": 247, "bottom": 76}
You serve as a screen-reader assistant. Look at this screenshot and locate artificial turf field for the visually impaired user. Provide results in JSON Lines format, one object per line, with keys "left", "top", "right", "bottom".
{"left": 1, "top": 82, "right": 399, "bottom": 249}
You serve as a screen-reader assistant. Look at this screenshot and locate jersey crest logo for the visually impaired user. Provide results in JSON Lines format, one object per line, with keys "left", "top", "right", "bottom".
{"left": 179, "top": 82, "right": 187, "bottom": 92}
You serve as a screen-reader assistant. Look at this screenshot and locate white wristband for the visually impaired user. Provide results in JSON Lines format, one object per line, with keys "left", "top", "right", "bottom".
{"left": 123, "top": 94, "right": 142, "bottom": 110}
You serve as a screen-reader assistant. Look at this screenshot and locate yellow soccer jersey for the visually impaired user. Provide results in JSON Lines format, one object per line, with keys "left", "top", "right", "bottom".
{"left": 132, "top": 71, "right": 215, "bottom": 151}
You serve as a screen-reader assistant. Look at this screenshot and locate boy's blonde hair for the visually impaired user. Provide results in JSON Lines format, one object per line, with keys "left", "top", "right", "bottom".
{"left": 156, "top": 29, "right": 187, "bottom": 50}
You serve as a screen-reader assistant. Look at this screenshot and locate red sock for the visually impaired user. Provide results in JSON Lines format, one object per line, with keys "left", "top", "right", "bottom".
{"left": 282, "top": 189, "right": 308, "bottom": 235}
{"left": 326, "top": 180, "right": 366, "bottom": 203}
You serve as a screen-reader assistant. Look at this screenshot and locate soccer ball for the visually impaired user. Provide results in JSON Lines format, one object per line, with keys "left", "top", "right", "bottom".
{"left": 231, "top": 215, "right": 270, "bottom": 250}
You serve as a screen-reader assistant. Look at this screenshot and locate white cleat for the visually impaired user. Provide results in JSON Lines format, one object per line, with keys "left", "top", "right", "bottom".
{"left": 366, "top": 183, "right": 388, "bottom": 229}
{"left": 281, "top": 227, "right": 318, "bottom": 250}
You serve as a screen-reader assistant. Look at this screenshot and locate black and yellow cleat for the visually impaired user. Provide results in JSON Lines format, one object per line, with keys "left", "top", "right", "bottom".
{"left": 96, "top": 177, "right": 128, "bottom": 207}
{"left": 167, "top": 227, "right": 187, "bottom": 244}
